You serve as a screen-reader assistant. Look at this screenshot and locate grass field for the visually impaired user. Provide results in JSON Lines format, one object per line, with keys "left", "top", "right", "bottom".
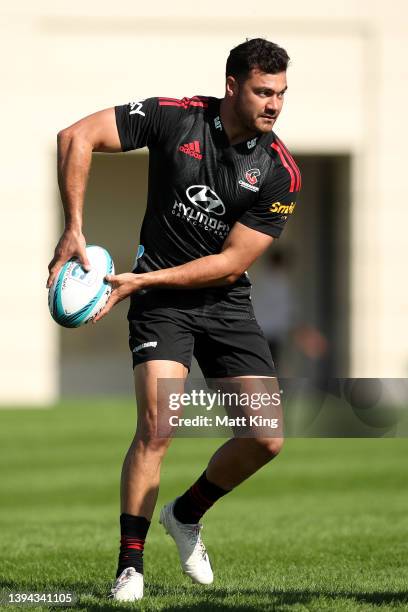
{"left": 0, "top": 399, "right": 407, "bottom": 611}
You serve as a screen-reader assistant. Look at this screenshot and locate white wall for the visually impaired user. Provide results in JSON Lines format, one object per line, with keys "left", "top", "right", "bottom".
{"left": 1, "top": 0, "right": 407, "bottom": 403}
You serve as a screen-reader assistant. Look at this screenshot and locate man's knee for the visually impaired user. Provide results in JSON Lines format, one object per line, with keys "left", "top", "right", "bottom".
{"left": 254, "top": 436, "right": 284, "bottom": 460}
{"left": 134, "top": 429, "right": 172, "bottom": 456}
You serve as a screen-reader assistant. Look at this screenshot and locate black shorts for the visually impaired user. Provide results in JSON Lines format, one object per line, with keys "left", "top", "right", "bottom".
{"left": 128, "top": 305, "right": 275, "bottom": 378}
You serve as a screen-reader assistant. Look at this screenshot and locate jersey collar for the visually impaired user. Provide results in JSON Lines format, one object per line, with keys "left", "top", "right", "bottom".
{"left": 209, "top": 98, "right": 266, "bottom": 153}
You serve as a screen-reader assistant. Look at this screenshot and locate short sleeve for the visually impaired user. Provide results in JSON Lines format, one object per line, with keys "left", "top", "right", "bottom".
{"left": 115, "top": 97, "right": 161, "bottom": 152}
{"left": 238, "top": 159, "right": 301, "bottom": 238}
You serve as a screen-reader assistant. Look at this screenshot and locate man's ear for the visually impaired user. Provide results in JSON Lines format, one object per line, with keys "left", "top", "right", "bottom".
{"left": 225, "top": 75, "right": 239, "bottom": 98}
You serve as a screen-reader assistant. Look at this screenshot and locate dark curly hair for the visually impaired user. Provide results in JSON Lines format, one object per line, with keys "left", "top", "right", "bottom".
{"left": 226, "top": 38, "right": 290, "bottom": 81}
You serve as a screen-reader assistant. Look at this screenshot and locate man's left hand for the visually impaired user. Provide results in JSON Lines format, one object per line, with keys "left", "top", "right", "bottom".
{"left": 93, "top": 273, "right": 141, "bottom": 322}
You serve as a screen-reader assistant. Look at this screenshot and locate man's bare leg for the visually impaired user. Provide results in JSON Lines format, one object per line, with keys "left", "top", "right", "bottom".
{"left": 114, "top": 359, "right": 187, "bottom": 587}
{"left": 174, "top": 376, "right": 283, "bottom": 519}
{"left": 121, "top": 359, "right": 188, "bottom": 519}
{"left": 206, "top": 435, "right": 283, "bottom": 489}
{"left": 159, "top": 376, "right": 282, "bottom": 585}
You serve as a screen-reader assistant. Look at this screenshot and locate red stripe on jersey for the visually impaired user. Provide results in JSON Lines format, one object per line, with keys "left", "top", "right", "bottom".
{"left": 159, "top": 96, "right": 209, "bottom": 102}
{"left": 194, "top": 140, "right": 200, "bottom": 152}
{"left": 281, "top": 147, "right": 301, "bottom": 192}
{"left": 275, "top": 138, "right": 301, "bottom": 191}
{"left": 159, "top": 96, "right": 208, "bottom": 109}
{"left": 159, "top": 100, "right": 183, "bottom": 107}
{"left": 182, "top": 98, "right": 208, "bottom": 108}
{"left": 271, "top": 143, "right": 296, "bottom": 192}
{"left": 275, "top": 137, "right": 301, "bottom": 191}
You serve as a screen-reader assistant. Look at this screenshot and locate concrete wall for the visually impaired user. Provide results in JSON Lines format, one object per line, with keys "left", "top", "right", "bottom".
{"left": 1, "top": 0, "right": 407, "bottom": 402}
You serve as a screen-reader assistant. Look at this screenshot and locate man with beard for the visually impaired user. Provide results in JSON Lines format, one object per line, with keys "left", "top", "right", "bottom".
{"left": 48, "top": 38, "right": 301, "bottom": 602}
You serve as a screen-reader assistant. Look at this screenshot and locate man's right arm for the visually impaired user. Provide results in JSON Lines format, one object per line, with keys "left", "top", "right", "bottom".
{"left": 47, "top": 108, "right": 122, "bottom": 288}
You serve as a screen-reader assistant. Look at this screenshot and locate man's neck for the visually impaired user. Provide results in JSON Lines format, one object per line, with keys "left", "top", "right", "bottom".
{"left": 219, "top": 98, "right": 258, "bottom": 146}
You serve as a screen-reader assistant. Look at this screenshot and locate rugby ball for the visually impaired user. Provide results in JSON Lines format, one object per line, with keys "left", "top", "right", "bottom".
{"left": 48, "top": 245, "right": 114, "bottom": 328}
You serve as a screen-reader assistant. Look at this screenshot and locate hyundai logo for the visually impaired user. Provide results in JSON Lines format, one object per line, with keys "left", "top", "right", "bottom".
{"left": 186, "top": 185, "right": 226, "bottom": 215}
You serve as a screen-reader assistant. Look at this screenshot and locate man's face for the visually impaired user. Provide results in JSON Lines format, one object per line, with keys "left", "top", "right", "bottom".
{"left": 230, "top": 68, "right": 287, "bottom": 134}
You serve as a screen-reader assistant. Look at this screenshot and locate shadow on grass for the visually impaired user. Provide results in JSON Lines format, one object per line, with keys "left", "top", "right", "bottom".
{"left": 1, "top": 579, "right": 408, "bottom": 611}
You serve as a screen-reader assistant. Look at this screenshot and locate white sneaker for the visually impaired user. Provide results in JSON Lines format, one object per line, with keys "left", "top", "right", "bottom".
{"left": 110, "top": 567, "right": 143, "bottom": 601}
{"left": 159, "top": 500, "right": 213, "bottom": 585}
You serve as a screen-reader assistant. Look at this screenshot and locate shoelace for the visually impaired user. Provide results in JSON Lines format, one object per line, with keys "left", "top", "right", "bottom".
{"left": 180, "top": 523, "right": 208, "bottom": 559}
{"left": 110, "top": 569, "right": 135, "bottom": 595}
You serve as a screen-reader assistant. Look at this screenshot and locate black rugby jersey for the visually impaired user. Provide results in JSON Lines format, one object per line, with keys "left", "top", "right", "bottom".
{"left": 115, "top": 96, "right": 301, "bottom": 319}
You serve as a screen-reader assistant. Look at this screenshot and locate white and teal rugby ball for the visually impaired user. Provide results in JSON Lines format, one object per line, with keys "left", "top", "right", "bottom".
{"left": 48, "top": 245, "right": 114, "bottom": 328}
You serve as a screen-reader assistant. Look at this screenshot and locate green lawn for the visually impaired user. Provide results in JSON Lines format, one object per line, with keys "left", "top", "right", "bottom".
{"left": 0, "top": 400, "right": 407, "bottom": 611}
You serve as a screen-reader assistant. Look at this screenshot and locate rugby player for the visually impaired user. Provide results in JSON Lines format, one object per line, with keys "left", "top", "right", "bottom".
{"left": 47, "top": 38, "right": 301, "bottom": 602}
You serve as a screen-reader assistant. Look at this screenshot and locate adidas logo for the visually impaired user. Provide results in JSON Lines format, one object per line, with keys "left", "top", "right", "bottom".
{"left": 179, "top": 140, "right": 203, "bottom": 160}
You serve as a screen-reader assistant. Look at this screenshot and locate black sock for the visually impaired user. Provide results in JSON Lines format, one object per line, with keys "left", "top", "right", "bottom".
{"left": 116, "top": 514, "right": 150, "bottom": 577}
{"left": 173, "top": 471, "right": 230, "bottom": 524}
